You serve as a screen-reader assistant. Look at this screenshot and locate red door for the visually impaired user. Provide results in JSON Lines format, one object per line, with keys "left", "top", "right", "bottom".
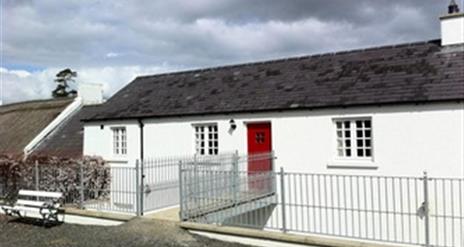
{"left": 247, "top": 122, "right": 272, "bottom": 173}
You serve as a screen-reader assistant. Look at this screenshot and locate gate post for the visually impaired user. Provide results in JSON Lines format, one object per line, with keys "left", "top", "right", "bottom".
{"left": 193, "top": 154, "right": 198, "bottom": 204}
{"left": 35, "top": 161, "right": 39, "bottom": 191}
{"left": 271, "top": 150, "right": 276, "bottom": 193}
{"left": 79, "top": 161, "right": 85, "bottom": 209}
{"left": 35, "top": 161, "right": 40, "bottom": 201}
{"left": 232, "top": 151, "right": 239, "bottom": 205}
{"left": 135, "top": 160, "right": 141, "bottom": 216}
{"left": 178, "top": 160, "right": 185, "bottom": 221}
{"left": 140, "top": 159, "right": 145, "bottom": 216}
{"left": 280, "top": 167, "right": 287, "bottom": 233}
{"left": 423, "top": 171, "right": 430, "bottom": 247}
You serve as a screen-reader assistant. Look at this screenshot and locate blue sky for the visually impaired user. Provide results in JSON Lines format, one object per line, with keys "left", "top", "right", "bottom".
{"left": 0, "top": 0, "right": 457, "bottom": 104}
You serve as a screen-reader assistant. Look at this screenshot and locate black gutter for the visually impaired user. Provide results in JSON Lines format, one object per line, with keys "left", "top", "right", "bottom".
{"left": 137, "top": 118, "right": 145, "bottom": 216}
{"left": 138, "top": 119, "right": 144, "bottom": 161}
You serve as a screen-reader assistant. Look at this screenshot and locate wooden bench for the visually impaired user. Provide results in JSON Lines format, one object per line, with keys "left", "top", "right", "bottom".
{"left": 2, "top": 190, "right": 63, "bottom": 224}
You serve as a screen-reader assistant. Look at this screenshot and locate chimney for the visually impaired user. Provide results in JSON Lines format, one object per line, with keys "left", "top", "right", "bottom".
{"left": 441, "top": 0, "right": 464, "bottom": 46}
{"left": 78, "top": 83, "right": 104, "bottom": 105}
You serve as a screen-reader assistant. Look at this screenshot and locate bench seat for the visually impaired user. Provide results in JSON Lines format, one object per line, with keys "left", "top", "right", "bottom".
{"left": 2, "top": 190, "right": 63, "bottom": 224}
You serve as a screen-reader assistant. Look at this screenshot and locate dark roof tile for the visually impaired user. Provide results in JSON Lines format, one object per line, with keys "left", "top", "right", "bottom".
{"left": 33, "top": 105, "right": 102, "bottom": 158}
{"left": 85, "top": 40, "right": 464, "bottom": 121}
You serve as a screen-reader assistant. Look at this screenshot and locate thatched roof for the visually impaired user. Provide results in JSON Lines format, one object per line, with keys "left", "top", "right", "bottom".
{"left": 0, "top": 98, "right": 74, "bottom": 156}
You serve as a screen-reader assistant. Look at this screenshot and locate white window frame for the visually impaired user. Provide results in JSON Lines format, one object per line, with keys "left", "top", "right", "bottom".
{"left": 333, "top": 117, "right": 373, "bottom": 161}
{"left": 112, "top": 127, "right": 127, "bottom": 156}
{"left": 193, "top": 123, "right": 219, "bottom": 156}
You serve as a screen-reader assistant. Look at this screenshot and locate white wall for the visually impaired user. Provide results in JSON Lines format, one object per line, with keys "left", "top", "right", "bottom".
{"left": 84, "top": 102, "right": 464, "bottom": 178}
{"left": 83, "top": 120, "right": 140, "bottom": 167}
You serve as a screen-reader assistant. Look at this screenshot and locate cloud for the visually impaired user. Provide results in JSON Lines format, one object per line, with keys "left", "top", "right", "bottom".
{"left": 0, "top": 68, "right": 54, "bottom": 104}
{"left": 105, "top": 52, "right": 120, "bottom": 58}
{"left": 1, "top": 0, "right": 456, "bottom": 104}
{"left": 1, "top": 65, "right": 175, "bottom": 104}
{"left": 4, "top": 0, "right": 447, "bottom": 67}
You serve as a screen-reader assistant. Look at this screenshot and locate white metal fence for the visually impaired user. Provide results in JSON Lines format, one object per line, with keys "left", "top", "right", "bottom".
{"left": 87, "top": 158, "right": 182, "bottom": 215}
{"left": 83, "top": 165, "right": 137, "bottom": 214}
{"left": 180, "top": 160, "right": 464, "bottom": 247}
{"left": 87, "top": 153, "right": 240, "bottom": 215}
{"left": 179, "top": 152, "right": 276, "bottom": 222}
{"left": 140, "top": 157, "right": 181, "bottom": 212}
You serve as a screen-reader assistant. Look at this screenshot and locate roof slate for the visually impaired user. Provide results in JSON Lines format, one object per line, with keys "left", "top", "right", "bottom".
{"left": 85, "top": 40, "right": 464, "bottom": 121}
{"left": 33, "top": 105, "right": 102, "bottom": 158}
{"left": 0, "top": 98, "right": 74, "bottom": 156}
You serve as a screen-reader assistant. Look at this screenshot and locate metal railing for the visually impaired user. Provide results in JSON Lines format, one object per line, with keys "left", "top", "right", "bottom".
{"left": 83, "top": 164, "right": 137, "bottom": 214}
{"left": 180, "top": 166, "right": 464, "bottom": 247}
{"left": 0, "top": 160, "right": 138, "bottom": 214}
{"left": 179, "top": 152, "right": 277, "bottom": 222}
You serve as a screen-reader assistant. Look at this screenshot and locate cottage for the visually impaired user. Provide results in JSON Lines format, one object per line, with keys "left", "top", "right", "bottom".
{"left": 82, "top": 5, "right": 464, "bottom": 178}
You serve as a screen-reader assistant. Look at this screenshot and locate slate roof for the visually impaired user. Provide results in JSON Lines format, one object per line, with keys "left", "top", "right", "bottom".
{"left": 85, "top": 40, "right": 464, "bottom": 121}
{"left": 32, "top": 105, "right": 102, "bottom": 158}
{"left": 0, "top": 98, "right": 74, "bottom": 156}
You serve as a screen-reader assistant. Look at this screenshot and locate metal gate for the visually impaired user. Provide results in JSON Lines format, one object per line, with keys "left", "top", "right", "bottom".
{"left": 136, "top": 153, "right": 239, "bottom": 215}
{"left": 137, "top": 157, "right": 181, "bottom": 214}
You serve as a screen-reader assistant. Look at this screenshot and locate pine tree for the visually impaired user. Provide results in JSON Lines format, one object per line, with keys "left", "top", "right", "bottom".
{"left": 52, "top": 68, "right": 78, "bottom": 98}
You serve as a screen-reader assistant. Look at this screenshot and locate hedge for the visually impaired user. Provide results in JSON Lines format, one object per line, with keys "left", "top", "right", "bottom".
{"left": 0, "top": 155, "right": 110, "bottom": 206}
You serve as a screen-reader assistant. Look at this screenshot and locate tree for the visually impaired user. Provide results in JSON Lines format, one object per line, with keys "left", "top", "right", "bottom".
{"left": 52, "top": 68, "right": 78, "bottom": 98}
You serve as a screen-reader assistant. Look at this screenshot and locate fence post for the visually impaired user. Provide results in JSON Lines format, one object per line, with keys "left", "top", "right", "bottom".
{"left": 135, "top": 160, "right": 141, "bottom": 216}
{"left": 178, "top": 160, "right": 184, "bottom": 221}
{"left": 193, "top": 154, "right": 198, "bottom": 204}
{"left": 271, "top": 150, "right": 276, "bottom": 193}
{"left": 270, "top": 151, "right": 275, "bottom": 171}
{"left": 280, "top": 167, "right": 287, "bottom": 233}
{"left": 232, "top": 151, "right": 239, "bottom": 205}
{"left": 423, "top": 171, "right": 430, "bottom": 247}
{"left": 34, "top": 161, "right": 39, "bottom": 191}
{"left": 79, "top": 161, "right": 85, "bottom": 209}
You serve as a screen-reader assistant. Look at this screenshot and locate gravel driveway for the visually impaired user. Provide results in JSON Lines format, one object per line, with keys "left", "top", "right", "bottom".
{"left": 0, "top": 215, "right": 252, "bottom": 247}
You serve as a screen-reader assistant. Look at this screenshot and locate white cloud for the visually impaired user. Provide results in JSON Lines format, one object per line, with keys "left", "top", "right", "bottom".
{"left": 2, "top": 0, "right": 447, "bottom": 103}
{"left": 0, "top": 68, "right": 54, "bottom": 104}
{"left": 105, "top": 52, "right": 120, "bottom": 58}
{"left": 0, "top": 65, "right": 175, "bottom": 104}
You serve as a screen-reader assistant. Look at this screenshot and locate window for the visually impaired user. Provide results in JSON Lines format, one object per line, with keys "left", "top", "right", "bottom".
{"left": 335, "top": 119, "right": 372, "bottom": 159}
{"left": 112, "top": 127, "right": 127, "bottom": 155}
{"left": 195, "top": 124, "right": 218, "bottom": 155}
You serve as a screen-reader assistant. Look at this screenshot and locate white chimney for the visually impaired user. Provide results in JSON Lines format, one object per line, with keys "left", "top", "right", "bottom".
{"left": 441, "top": 0, "right": 464, "bottom": 46}
{"left": 78, "top": 83, "right": 104, "bottom": 105}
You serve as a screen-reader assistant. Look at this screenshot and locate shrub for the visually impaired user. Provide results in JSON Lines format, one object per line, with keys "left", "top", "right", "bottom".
{"left": 0, "top": 155, "right": 110, "bottom": 206}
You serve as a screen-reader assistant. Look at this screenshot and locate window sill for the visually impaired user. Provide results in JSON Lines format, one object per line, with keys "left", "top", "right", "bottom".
{"left": 107, "top": 158, "right": 129, "bottom": 164}
{"left": 327, "top": 160, "right": 378, "bottom": 170}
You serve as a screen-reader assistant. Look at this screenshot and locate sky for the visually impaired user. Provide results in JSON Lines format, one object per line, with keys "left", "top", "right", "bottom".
{"left": 0, "top": 0, "right": 458, "bottom": 104}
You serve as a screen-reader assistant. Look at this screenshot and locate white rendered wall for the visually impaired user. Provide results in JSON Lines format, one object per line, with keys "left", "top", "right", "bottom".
{"left": 84, "top": 102, "right": 464, "bottom": 178}
{"left": 83, "top": 120, "right": 141, "bottom": 212}
{"left": 83, "top": 120, "right": 140, "bottom": 167}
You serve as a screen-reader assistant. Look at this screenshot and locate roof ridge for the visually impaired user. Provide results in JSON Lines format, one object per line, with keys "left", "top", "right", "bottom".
{"left": 136, "top": 39, "right": 441, "bottom": 80}
{"left": 0, "top": 97, "right": 74, "bottom": 109}
{"left": 0, "top": 98, "right": 75, "bottom": 115}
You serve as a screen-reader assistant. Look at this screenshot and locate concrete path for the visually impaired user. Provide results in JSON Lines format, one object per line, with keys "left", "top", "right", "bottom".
{"left": 143, "top": 206, "right": 180, "bottom": 222}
